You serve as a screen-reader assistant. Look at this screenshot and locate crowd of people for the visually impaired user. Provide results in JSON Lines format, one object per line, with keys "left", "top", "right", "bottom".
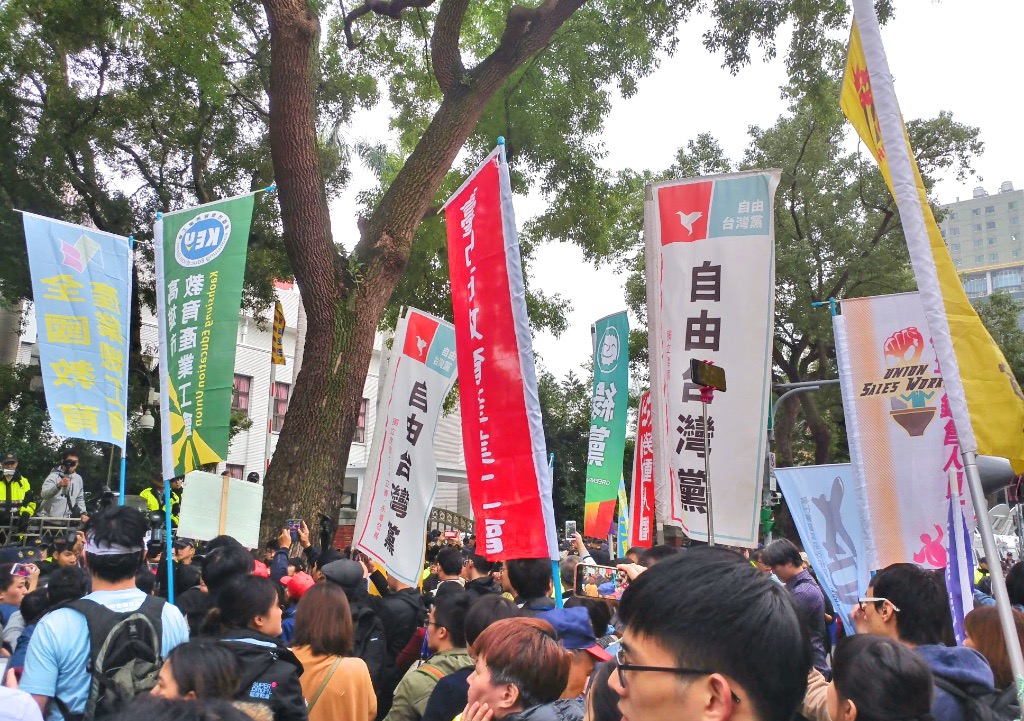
{"left": 0, "top": 495, "right": 1021, "bottom": 721}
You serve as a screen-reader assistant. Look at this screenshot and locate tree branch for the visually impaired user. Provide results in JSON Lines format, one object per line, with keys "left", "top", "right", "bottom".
{"left": 341, "top": 0, "right": 437, "bottom": 49}
{"left": 431, "top": 0, "right": 470, "bottom": 95}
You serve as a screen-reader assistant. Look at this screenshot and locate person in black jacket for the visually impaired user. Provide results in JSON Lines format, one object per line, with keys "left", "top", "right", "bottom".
{"left": 322, "top": 559, "right": 387, "bottom": 694}
{"left": 205, "top": 574, "right": 307, "bottom": 721}
{"left": 461, "top": 553, "right": 501, "bottom": 600}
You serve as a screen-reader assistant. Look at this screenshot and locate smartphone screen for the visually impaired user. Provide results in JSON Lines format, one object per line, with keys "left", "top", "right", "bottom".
{"left": 286, "top": 519, "right": 302, "bottom": 542}
{"left": 565, "top": 521, "right": 577, "bottom": 540}
{"left": 574, "top": 563, "right": 628, "bottom": 600}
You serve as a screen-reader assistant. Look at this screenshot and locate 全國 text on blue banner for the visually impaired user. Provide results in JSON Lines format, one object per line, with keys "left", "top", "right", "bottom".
{"left": 22, "top": 213, "right": 132, "bottom": 448}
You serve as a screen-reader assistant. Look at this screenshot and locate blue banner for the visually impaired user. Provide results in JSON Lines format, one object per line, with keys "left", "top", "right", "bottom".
{"left": 776, "top": 464, "right": 869, "bottom": 632}
{"left": 617, "top": 476, "right": 629, "bottom": 558}
{"left": 23, "top": 214, "right": 132, "bottom": 447}
{"left": 945, "top": 483, "right": 975, "bottom": 645}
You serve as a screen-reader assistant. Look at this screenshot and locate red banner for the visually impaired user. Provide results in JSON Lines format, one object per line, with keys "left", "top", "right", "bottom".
{"left": 630, "top": 391, "right": 656, "bottom": 548}
{"left": 444, "top": 147, "right": 556, "bottom": 561}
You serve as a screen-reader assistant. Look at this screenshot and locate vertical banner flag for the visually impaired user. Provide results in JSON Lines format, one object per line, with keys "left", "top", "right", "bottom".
{"left": 833, "top": 292, "right": 975, "bottom": 578}
{"left": 271, "top": 300, "right": 286, "bottom": 366}
{"left": 843, "top": 8, "right": 1024, "bottom": 471}
{"left": 585, "top": 311, "right": 630, "bottom": 537}
{"left": 947, "top": 476, "right": 975, "bottom": 645}
{"left": 154, "top": 194, "right": 255, "bottom": 478}
{"left": 644, "top": 170, "right": 780, "bottom": 547}
{"left": 354, "top": 307, "right": 458, "bottom": 586}
{"left": 629, "top": 391, "right": 656, "bottom": 548}
{"left": 775, "top": 464, "right": 868, "bottom": 632}
{"left": 616, "top": 476, "right": 629, "bottom": 558}
{"left": 22, "top": 214, "right": 132, "bottom": 447}
{"left": 444, "top": 144, "right": 558, "bottom": 561}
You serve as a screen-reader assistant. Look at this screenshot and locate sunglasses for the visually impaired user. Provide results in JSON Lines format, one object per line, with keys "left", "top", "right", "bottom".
{"left": 857, "top": 596, "right": 900, "bottom": 613}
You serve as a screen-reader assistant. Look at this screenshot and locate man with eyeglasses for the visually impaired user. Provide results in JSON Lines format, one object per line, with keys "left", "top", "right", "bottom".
{"left": 610, "top": 548, "right": 809, "bottom": 721}
{"left": 852, "top": 563, "right": 994, "bottom": 721}
{"left": 38, "top": 450, "right": 88, "bottom": 522}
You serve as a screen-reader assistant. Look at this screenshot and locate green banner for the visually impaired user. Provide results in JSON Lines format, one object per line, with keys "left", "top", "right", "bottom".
{"left": 584, "top": 311, "right": 629, "bottom": 537}
{"left": 155, "top": 194, "right": 255, "bottom": 478}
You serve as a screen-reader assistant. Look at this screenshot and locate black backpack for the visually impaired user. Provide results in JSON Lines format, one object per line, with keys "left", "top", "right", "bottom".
{"left": 933, "top": 675, "right": 1019, "bottom": 721}
{"left": 54, "top": 595, "right": 166, "bottom": 721}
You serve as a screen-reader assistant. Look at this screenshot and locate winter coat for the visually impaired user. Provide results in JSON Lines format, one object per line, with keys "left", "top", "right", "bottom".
{"left": 351, "top": 601, "right": 388, "bottom": 693}
{"left": 218, "top": 628, "right": 308, "bottom": 721}
{"left": 505, "top": 699, "right": 584, "bottom": 721}
{"left": 917, "top": 643, "right": 996, "bottom": 721}
{"left": 463, "top": 576, "right": 501, "bottom": 601}
{"left": 385, "top": 648, "right": 473, "bottom": 721}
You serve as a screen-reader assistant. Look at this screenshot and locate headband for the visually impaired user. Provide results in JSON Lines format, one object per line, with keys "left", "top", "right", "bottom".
{"left": 84, "top": 535, "right": 144, "bottom": 556}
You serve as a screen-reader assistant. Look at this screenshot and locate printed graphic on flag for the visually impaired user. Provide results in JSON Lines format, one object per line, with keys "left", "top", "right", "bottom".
{"left": 403, "top": 311, "right": 439, "bottom": 363}
{"left": 657, "top": 181, "right": 713, "bottom": 244}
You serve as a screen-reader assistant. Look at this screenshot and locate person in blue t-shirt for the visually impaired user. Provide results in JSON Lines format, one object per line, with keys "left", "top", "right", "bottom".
{"left": 20, "top": 506, "right": 190, "bottom": 720}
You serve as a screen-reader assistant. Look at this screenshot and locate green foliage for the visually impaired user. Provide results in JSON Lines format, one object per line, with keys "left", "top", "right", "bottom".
{"left": 537, "top": 369, "right": 591, "bottom": 526}
{"left": 977, "top": 292, "right": 1024, "bottom": 384}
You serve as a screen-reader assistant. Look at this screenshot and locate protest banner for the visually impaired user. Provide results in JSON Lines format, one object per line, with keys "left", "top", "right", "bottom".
{"left": 644, "top": 170, "right": 780, "bottom": 547}
{"left": 22, "top": 214, "right": 132, "bottom": 447}
{"left": 585, "top": 311, "right": 630, "bottom": 537}
{"left": 176, "top": 469, "right": 263, "bottom": 549}
{"left": 444, "top": 142, "right": 557, "bottom": 561}
{"left": 353, "top": 307, "right": 459, "bottom": 586}
{"left": 616, "top": 476, "right": 629, "bottom": 558}
{"left": 154, "top": 194, "right": 256, "bottom": 478}
{"left": 775, "top": 464, "right": 868, "bottom": 632}
{"left": 271, "top": 300, "right": 286, "bottom": 366}
{"left": 629, "top": 391, "right": 655, "bottom": 548}
{"left": 842, "top": 13, "right": 1024, "bottom": 470}
{"left": 834, "top": 292, "right": 975, "bottom": 574}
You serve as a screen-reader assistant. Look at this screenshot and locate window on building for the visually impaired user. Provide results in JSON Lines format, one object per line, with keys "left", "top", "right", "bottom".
{"left": 993, "top": 268, "right": 1023, "bottom": 290}
{"left": 272, "top": 382, "right": 291, "bottom": 433}
{"left": 990, "top": 252, "right": 1000, "bottom": 262}
{"left": 987, "top": 221, "right": 997, "bottom": 229}
{"left": 1014, "top": 249, "right": 1023, "bottom": 259}
{"left": 951, "top": 227, "right": 961, "bottom": 236}
{"left": 965, "top": 277, "right": 987, "bottom": 295}
{"left": 951, "top": 243, "right": 960, "bottom": 251}
{"left": 354, "top": 398, "right": 369, "bottom": 444}
{"left": 951, "top": 211, "right": 960, "bottom": 219}
{"left": 225, "top": 464, "right": 244, "bottom": 479}
{"left": 973, "top": 223, "right": 983, "bottom": 232}
{"left": 976, "top": 255, "right": 985, "bottom": 263}
{"left": 986, "top": 205, "right": 995, "bottom": 214}
{"left": 974, "top": 239, "right": 984, "bottom": 248}
{"left": 1009, "top": 202, "right": 1017, "bottom": 210}
{"left": 954, "top": 259, "right": 963, "bottom": 267}
{"left": 231, "top": 374, "right": 252, "bottom": 416}
{"left": 989, "top": 237, "right": 998, "bottom": 246}
{"left": 1012, "top": 217, "right": 1020, "bottom": 226}
{"left": 972, "top": 208, "right": 980, "bottom": 216}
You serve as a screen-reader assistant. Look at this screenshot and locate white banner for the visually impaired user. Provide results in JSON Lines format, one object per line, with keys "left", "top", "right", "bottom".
{"left": 354, "top": 308, "right": 458, "bottom": 586}
{"left": 645, "top": 170, "right": 780, "bottom": 547}
{"left": 834, "top": 292, "right": 974, "bottom": 571}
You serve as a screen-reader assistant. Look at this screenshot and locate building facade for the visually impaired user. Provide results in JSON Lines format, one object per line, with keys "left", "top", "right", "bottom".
{"left": 940, "top": 181, "right": 1024, "bottom": 301}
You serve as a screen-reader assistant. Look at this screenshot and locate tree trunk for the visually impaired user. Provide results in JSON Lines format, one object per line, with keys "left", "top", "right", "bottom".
{"left": 774, "top": 395, "right": 800, "bottom": 467}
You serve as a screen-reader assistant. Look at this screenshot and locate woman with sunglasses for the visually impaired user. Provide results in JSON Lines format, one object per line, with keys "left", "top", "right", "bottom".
{"left": 463, "top": 617, "right": 579, "bottom": 721}
{"left": 829, "top": 634, "right": 934, "bottom": 721}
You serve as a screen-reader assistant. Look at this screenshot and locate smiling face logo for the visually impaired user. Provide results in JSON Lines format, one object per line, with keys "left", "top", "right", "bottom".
{"left": 598, "top": 326, "right": 621, "bottom": 373}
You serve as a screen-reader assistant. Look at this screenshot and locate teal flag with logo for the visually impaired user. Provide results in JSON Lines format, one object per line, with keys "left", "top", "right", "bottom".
{"left": 584, "top": 311, "right": 629, "bottom": 537}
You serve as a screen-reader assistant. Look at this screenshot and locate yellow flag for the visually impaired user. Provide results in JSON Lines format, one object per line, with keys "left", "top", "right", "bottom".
{"left": 842, "top": 15, "right": 1024, "bottom": 471}
{"left": 271, "top": 300, "right": 286, "bottom": 366}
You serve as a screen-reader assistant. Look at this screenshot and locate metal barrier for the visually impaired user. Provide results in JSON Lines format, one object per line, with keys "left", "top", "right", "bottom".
{"left": 0, "top": 514, "right": 82, "bottom": 547}
{"left": 428, "top": 507, "right": 474, "bottom": 534}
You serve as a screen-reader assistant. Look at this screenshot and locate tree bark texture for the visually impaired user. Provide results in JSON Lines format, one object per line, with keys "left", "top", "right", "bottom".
{"left": 259, "top": 0, "right": 586, "bottom": 542}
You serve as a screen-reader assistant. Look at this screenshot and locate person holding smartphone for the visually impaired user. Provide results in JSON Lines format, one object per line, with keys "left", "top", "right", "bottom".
{"left": 37, "top": 450, "right": 88, "bottom": 522}
{"left": 0, "top": 562, "right": 37, "bottom": 627}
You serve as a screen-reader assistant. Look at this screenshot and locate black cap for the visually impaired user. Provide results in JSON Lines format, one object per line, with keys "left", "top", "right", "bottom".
{"left": 247, "top": 471, "right": 260, "bottom": 483}
{"left": 320, "top": 559, "right": 364, "bottom": 594}
{"left": 1, "top": 452, "right": 17, "bottom": 463}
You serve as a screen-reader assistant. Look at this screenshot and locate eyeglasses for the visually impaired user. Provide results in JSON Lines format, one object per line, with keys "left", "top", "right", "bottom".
{"left": 857, "top": 597, "right": 900, "bottom": 613}
{"left": 615, "top": 648, "right": 740, "bottom": 703}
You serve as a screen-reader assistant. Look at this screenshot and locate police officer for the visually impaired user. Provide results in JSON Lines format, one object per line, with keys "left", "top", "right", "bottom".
{"left": 0, "top": 451, "right": 37, "bottom": 530}
{"left": 140, "top": 475, "right": 183, "bottom": 526}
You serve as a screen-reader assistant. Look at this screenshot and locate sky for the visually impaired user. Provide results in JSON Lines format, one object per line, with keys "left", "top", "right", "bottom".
{"left": 329, "top": 1, "right": 1024, "bottom": 380}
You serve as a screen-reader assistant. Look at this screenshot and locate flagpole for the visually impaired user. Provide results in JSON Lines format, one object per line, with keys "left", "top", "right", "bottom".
{"left": 962, "top": 450, "right": 1024, "bottom": 704}
{"left": 119, "top": 234, "right": 134, "bottom": 506}
{"left": 549, "top": 452, "right": 563, "bottom": 609}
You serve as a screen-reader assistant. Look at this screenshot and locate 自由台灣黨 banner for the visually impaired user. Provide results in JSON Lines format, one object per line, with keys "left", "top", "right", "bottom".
{"left": 629, "top": 391, "right": 656, "bottom": 548}
{"left": 154, "top": 193, "right": 255, "bottom": 479}
{"left": 833, "top": 292, "right": 975, "bottom": 572}
{"left": 23, "top": 213, "right": 132, "bottom": 447}
{"left": 645, "top": 170, "right": 780, "bottom": 548}
{"left": 584, "top": 311, "right": 629, "bottom": 537}
{"left": 354, "top": 307, "right": 459, "bottom": 587}
{"left": 444, "top": 145, "right": 557, "bottom": 561}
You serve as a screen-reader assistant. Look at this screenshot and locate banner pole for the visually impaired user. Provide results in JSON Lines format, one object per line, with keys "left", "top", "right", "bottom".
{"left": 963, "top": 450, "right": 1024, "bottom": 705}
{"left": 120, "top": 233, "right": 134, "bottom": 507}
{"left": 702, "top": 398, "right": 715, "bottom": 546}
{"left": 164, "top": 475, "right": 175, "bottom": 603}
{"left": 118, "top": 450, "right": 126, "bottom": 507}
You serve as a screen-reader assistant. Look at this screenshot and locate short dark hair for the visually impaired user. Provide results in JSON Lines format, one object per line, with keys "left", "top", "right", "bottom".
{"left": 618, "top": 549, "right": 810, "bottom": 721}
{"left": 871, "top": 563, "right": 948, "bottom": 646}
{"left": 638, "top": 545, "right": 678, "bottom": 567}
{"left": 20, "top": 589, "right": 51, "bottom": 625}
{"left": 436, "top": 546, "right": 464, "bottom": 576}
{"left": 506, "top": 558, "right": 552, "bottom": 600}
{"left": 565, "top": 596, "right": 612, "bottom": 638}
{"left": 625, "top": 546, "right": 646, "bottom": 559}
{"left": 204, "top": 575, "right": 279, "bottom": 634}
{"left": 560, "top": 557, "right": 581, "bottom": 591}
{"left": 62, "top": 449, "right": 80, "bottom": 462}
{"left": 761, "top": 539, "right": 803, "bottom": 568}
{"left": 0, "top": 563, "right": 20, "bottom": 592}
{"left": 201, "top": 544, "right": 253, "bottom": 597}
{"left": 586, "top": 662, "right": 621, "bottom": 721}
{"left": 135, "top": 569, "right": 156, "bottom": 595}
{"left": 464, "top": 594, "right": 521, "bottom": 647}
{"left": 166, "top": 641, "right": 243, "bottom": 700}
{"left": 432, "top": 587, "right": 471, "bottom": 647}
{"left": 47, "top": 566, "right": 90, "bottom": 604}
{"left": 832, "top": 635, "right": 933, "bottom": 721}
{"left": 468, "top": 553, "right": 496, "bottom": 576}
{"left": 293, "top": 583, "right": 354, "bottom": 656}
{"left": 83, "top": 507, "right": 147, "bottom": 583}
{"left": 1006, "top": 562, "right": 1024, "bottom": 607}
